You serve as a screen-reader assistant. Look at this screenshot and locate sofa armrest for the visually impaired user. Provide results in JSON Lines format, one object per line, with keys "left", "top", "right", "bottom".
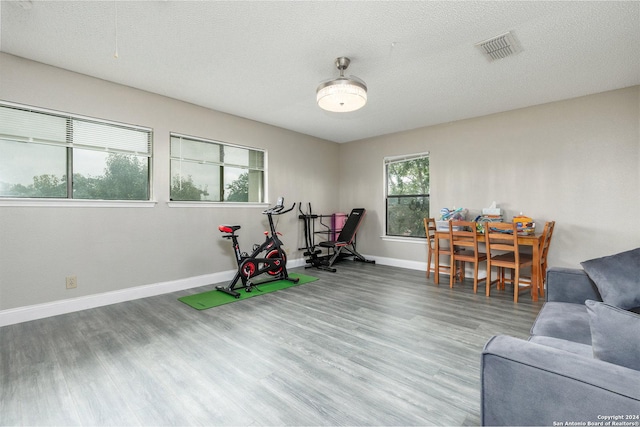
{"left": 546, "top": 267, "right": 601, "bottom": 303}
{"left": 481, "top": 335, "right": 640, "bottom": 426}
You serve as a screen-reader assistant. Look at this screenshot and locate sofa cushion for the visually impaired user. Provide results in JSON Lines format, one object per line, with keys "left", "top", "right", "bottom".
{"left": 528, "top": 335, "right": 593, "bottom": 357}
{"left": 586, "top": 300, "right": 640, "bottom": 371}
{"left": 580, "top": 247, "right": 640, "bottom": 310}
{"left": 530, "top": 302, "right": 592, "bottom": 345}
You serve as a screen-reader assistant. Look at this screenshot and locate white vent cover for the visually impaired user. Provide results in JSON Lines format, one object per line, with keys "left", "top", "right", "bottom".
{"left": 475, "top": 31, "right": 521, "bottom": 61}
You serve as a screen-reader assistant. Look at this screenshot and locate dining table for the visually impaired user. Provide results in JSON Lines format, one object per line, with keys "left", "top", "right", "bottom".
{"left": 434, "top": 229, "right": 544, "bottom": 301}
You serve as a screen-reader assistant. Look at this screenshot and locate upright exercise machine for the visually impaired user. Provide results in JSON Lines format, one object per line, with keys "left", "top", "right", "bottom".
{"left": 216, "top": 197, "right": 299, "bottom": 298}
{"left": 298, "top": 202, "right": 336, "bottom": 272}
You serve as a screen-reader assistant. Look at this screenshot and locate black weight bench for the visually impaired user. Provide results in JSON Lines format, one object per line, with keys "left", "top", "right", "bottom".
{"left": 318, "top": 208, "right": 375, "bottom": 267}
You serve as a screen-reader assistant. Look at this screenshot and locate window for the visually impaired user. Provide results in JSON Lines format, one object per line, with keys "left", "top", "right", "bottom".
{"left": 0, "top": 102, "right": 152, "bottom": 200}
{"left": 385, "top": 152, "right": 430, "bottom": 238}
{"left": 170, "top": 133, "right": 265, "bottom": 202}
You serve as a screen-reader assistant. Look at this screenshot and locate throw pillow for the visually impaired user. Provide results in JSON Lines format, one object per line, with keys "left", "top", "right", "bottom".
{"left": 585, "top": 300, "right": 640, "bottom": 371}
{"left": 581, "top": 247, "right": 640, "bottom": 310}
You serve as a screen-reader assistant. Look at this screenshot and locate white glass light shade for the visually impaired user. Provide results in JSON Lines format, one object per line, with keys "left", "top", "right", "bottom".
{"left": 316, "top": 77, "right": 367, "bottom": 112}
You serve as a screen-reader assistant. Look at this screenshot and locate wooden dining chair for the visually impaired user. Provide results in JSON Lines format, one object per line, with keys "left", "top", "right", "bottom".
{"left": 515, "top": 220, "right": 556, "bottom": 298}
{"left": 485, "top": 222, "right": 534, "bottom": 303}
{"left": 537, "top": 220, "right": 556, "bottom": 296}
{"left": 424, "top": 218, "right": 457, "bottom": 284}
{"left": 448, "top": 220, "right": 487, "bottom": 292}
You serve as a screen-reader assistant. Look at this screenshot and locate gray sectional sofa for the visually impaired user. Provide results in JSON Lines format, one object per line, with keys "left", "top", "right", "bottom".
{"left": 481, "top": 248, "right": 640, "bottom": 426}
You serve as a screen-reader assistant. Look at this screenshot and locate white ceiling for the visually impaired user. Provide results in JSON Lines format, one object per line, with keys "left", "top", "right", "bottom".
{"left": 1, "top": 1, "right": 639, "bottom": 143}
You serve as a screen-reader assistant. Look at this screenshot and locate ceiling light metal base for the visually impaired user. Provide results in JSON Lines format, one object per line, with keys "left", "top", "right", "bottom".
{"left": 335, "top": 56, "right": 350, "bottom": 71}
{"left": 317, "top": 57, "right": 367, "bottom": 113}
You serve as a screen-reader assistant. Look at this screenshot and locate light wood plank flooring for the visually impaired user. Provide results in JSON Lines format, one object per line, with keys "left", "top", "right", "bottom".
{"left": 0, "top": 262, "right": 543, "bottom": 426}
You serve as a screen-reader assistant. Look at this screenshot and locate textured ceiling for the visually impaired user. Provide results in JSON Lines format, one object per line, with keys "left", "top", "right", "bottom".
{"left": 1, "top": 1, "right": 639, "bottom": 143}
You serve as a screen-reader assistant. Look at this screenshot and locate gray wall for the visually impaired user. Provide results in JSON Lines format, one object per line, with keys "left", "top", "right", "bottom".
{"left": 1, "top": 52, "right": 639, "bottom": 313}
{"left": 339, "top": 86, "right": 640, "bottom": 268}
{"left": 0, "top": 53, "right": 340, "bottom": 310}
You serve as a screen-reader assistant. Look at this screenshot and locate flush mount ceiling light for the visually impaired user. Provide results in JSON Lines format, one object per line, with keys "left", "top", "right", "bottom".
{"left": 316, "top": 57, "right": 367, "bottom": 113}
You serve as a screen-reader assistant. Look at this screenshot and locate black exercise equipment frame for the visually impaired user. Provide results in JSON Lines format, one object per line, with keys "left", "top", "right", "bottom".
{"left": 298, "top": 202, "right": 337, "bottom": 272}
{"left": 318, "top": 208, "right": 376, "bottom": 268}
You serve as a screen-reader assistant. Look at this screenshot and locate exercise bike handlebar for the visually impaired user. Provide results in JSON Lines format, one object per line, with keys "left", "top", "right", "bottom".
{"left": 262, "top": 202, "right": 296, "bottom": 216}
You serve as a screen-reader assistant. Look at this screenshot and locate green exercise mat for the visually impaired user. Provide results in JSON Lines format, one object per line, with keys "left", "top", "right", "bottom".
{"left": 178, "top": 273, "right": 318, "bottom": 310}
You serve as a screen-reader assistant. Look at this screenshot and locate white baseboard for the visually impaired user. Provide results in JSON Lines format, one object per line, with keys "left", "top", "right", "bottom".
{"left": 0, "top": 257, "right": 424, "bottom": 327}
{"left": 365, "top": 255, "right": 427, "bottom": 271}
{"left": 366, "top": 255, "right": 488, "bottom": 279}
{"left": 0, "top": 257, "right": 309, "bottom": 328}
{"left": 0, "top": 271, "right": 231, "bottom": 327}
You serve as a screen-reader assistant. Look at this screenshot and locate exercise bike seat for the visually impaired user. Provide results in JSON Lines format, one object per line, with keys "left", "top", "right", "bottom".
{"left": 219, "top": 225, "right": 241, "bottom": 233}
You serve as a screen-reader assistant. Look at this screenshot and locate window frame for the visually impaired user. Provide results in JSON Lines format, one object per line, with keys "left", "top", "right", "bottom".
{"left": 384, "top": 152, "right": 430, "bottom": 239}
{"left": 0, "top": 101, "right": 154, "bottom": 206}
{"left": 169, "top": 132, "right": 266, "bottom": 204}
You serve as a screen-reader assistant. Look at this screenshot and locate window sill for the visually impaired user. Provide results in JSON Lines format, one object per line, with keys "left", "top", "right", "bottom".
{"left": 0, "top": 198, "right": 157, "bottom": 208}
{"left": 167, "top": 201, "right": 269, "bottom": 208}
{"left": 380, "top": 235, "right": 427, "bottom": 245}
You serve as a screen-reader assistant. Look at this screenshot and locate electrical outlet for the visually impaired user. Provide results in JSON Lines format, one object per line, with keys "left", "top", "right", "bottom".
{"left": 66, "top": 275, "right": 77, "bottom": 289}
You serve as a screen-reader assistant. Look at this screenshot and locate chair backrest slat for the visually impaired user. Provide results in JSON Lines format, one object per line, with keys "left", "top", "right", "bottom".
{"left": 449, "top": 220, "right": 479, "bottom": 251}
{"left": 540, "top": 220, "right": 556, "bottom": 262}
{"left": 485, "top": 222, "right": 519, "bottom": 262}
{"left": 424, "top": 217, "right": 438, "bottom": 250}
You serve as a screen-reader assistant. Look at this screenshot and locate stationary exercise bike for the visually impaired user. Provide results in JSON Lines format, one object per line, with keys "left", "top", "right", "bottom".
{"left": 216, "top": 197, "right": 299, "bottom": 298}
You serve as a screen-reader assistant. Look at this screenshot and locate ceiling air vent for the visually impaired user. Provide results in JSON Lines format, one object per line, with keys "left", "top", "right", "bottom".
{"left": 475, "top": 31, "right": 521, "bottom": 61}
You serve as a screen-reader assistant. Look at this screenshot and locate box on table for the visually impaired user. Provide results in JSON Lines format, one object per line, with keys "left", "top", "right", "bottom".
{"left": 513, "top": 215, "right": 535, "bottom": 235}
{"left": 436, "top": 221, "right": 465, "bottom": 231}
{"left": 482, "top": 208, "right": 502, "bottom": 216}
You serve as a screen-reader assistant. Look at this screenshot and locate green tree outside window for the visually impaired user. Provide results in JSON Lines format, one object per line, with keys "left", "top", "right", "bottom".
{"left": 386, "top": 154, "right": 430, "bottom": 238}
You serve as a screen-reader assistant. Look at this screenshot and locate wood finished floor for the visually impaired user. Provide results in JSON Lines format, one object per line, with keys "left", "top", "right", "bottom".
{"left": 0, "top": 262, "right": 543, "bottom": 426}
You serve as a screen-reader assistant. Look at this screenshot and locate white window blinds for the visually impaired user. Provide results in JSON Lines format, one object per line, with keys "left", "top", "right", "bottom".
{"left": 0, "top": 103, "right": 152, "bottom": 155}
{"left": 72, "top": 119, "right": 151, "bottom": 155}
{"left": 0, "top": 106, "right": 68, "bottom": 145}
